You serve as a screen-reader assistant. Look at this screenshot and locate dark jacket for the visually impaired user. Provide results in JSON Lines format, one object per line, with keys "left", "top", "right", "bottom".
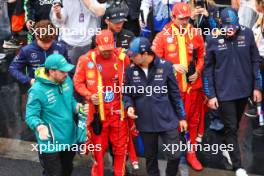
{"left": 91, "top": 29, "right": 134, "bottom": 49}
{"left": 126, "top": 0, "right": 141, "bottom": 20}
{"left": 24, "top": 0, "right": 52, "bottom": 22}
{"left": 9, "top": 40, "right": 68, "bottom": 85}
{"left": 123, "top": 56, "right": 186, "bottom": 132}
{"left": 203, "top": 26, "right": 262, "bottom": 101}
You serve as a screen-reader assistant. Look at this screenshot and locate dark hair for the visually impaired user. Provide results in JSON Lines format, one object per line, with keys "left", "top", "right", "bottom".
{"left": 34, "top": 20, "right": 57, "bottom": 43}
{"left": 256, "top": 0, "right": 264, "bottom": 6}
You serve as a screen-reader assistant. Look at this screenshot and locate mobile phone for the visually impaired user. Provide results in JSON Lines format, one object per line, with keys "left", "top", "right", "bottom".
{"left": 195, "top": 0, "right": 205, "bottom": 8}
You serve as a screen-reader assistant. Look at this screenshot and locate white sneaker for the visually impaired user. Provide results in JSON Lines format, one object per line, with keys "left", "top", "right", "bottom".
{"left": 196, "top": 136, "right": 202, "bottom": 143}
{"left": 0, "top": 53, "right": 6, "bottom": 60}
{"left": 236, "top": 168, "right": 248, "bottom": 176}
{"left": 132, "top": 161, "right": 139, "bottom": 170}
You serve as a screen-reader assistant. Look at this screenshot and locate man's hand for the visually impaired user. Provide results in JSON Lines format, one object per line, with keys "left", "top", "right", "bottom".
{"left": 30, "top": 79, "right": 35, "bottom": 86}
{"left": 127, "top": 107, "right": 138, "bottom": 119}
{"left": 199, "top": 8, "right": 209, "bottom": 17}
{"left": 173, "top": 64, "right": 188, "bottom": 74}
{"left": 179, "top": 120, "right": 188, "bottom": 132}
{"left": 37, "top": 125, "right": 50, "bottom": 140}
{"left": 188, "top": 71, "right": 199, "bottom": 84}
{"left": 208, "top": 97, "right": 219, "bottom": 110}
{"left": 76, "top": 103, "right": 89, "bottom": 116}
{"left": 191, "top": 8, "right": 201, "bottom": 20}
{"left": 253, "top": 89, "right": 262, "bottom": 103}
{"left": 90, "top": 94, "right": 99, "bottom": 105}
{"left": 26, "top": 20, "right": 35, "bottom": 30}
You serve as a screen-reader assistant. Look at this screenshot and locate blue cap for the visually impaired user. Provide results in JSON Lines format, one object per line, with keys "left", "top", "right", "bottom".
{"left": 220, "top": 7, "right": 240, "bottom": 30}
{"left": 127, "top": 37, "right": 151, "bottom": 57}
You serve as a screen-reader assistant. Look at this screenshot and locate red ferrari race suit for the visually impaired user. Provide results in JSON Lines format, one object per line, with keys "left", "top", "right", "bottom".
{"left": 74, "top": 48, "right": 131, "bottom": 176}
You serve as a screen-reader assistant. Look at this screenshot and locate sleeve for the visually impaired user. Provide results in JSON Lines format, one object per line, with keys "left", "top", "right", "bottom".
{"left": 122, "top": 68, "right": 135, "bottom": 109}
{"left": 24, "top": 0, "right": 35, "bottom": 22}
{"left": 69, "top": 78, "right": 78, "bottom": 114}
{"left": 140, "top": 0, "right": 152, "bottom": 24}
{"left": 8, "top": 49, "right": 32, "bottom": 85}
{"left": 249, "top": 30, "right": 263, "bottom": 91}
{"left": 152, "top": 32, "right": 165, "bottom": 58}
{"left": 82, "top": 0, "right": 106, "bottom": 17}
{"left": 167, "top": 63, "right": 186, "bottom": 120}
{"left": 73, "top": 55, "right": 92, "bottom": 100}
{"left": 195, "top": 34, "right": 205, "bottom": 74}
{"left": 25, "top": 89, "right": 45, "bottom": 131}
{"left": 203, "top": 37, "right": 216, "bottom": 99}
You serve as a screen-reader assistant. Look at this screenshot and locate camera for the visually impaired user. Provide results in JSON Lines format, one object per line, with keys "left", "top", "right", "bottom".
{"left": 195, "top": 0, "right": 205, "bottom": 8}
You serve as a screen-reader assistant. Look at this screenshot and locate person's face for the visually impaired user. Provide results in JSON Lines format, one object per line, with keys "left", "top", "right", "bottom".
{"left": 132, "top": 53, "right": 147, "bottom": 66}
{"left": 37, "top": 39, "right": 54, "bottom": 51}
{"left": 99, "top": 48, "right": 113, "bottom": 59}
{"left": 256, "top": 1, "right": 264, "bottom": 13}
{"left": 50, "top": 70, "right": 68, "bottom": 84}
{"left": 107, "top": 20, "right": 124, "bottom": 33}
{"left": 173, "top": 16, "right": 190, "bottom": 29}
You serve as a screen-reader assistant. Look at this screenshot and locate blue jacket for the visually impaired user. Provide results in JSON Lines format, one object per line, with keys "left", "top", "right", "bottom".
{"left": 203, "top": 26, "right": 262, "bottom": 101}
{"left": 9, "top": 40, "right": 68, "bottom": 85}
{"left": 123, "top": 57, "right": 186, "bottom": 132}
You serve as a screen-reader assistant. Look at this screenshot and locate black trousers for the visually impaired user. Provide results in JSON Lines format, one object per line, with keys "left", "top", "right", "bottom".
{"left": 218, "top": 98, "right": 248, "bottom": 170}
{"left": 39, "top": 150, "right": 76, "bottom": 176}
{"left": 141, "top": 129, "right": 181, "bottom": 176}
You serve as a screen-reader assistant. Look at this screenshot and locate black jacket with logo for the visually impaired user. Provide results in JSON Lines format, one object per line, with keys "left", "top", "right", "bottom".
{"left": 91, "top": 29, "right": 135, "bottom": 49}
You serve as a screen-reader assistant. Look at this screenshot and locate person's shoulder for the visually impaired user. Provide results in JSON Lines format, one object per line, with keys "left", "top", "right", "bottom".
{"left": 240, "top": 25, "right": 253, "bottom": 35}
{"left": 121, "top": 29, "right": 135, "bottom": 38}
{"left": 155, "top": 57, "right": 172, "bottom": 67}
{"left": 64, "top": 76, "right": 74, "bottom": 86}
{"left": 52, "top": 41, "right": 66, "bottom": 50}
{"left": 77, "top": 52, "right": 92, "bottom": 65}
{"left": 126, "top": 63, "right": 136, "bottom": 71}
{"left": 21, "top": 42, "right": 38, "bottom": 53}
{"left": 28, "top": 81, "right": 43, "bottom": 96}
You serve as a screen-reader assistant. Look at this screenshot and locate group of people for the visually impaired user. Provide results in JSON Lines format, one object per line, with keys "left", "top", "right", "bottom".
{"left": 3, "top": 0, "right": 264, "bottom": 176}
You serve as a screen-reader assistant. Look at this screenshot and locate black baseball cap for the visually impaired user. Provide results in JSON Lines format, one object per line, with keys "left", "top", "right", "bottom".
{"left": 105, "top": 2, "right": 128, "bottom": 24}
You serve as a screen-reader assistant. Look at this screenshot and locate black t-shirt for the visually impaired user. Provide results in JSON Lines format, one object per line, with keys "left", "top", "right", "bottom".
{"left": 215, "top": 0, "right": 231, "bottom": 5}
